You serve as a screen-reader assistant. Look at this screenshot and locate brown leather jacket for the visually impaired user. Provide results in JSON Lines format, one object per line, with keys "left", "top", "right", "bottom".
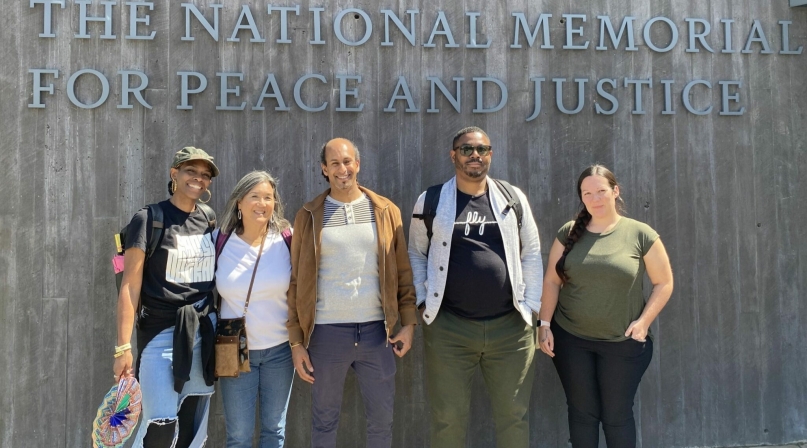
{"left": 286, "top": 186, "right": 418, "bottom": 348}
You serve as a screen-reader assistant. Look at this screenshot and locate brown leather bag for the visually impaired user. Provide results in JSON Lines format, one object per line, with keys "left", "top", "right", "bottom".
{"left": 214, "top": 321, "right": 248, "bottom": 377}
{"left": 214, "top": 230, "right": 267, "bottom": 378}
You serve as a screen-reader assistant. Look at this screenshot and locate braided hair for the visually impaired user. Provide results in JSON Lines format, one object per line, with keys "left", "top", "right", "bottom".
{"left": 555, "top": 165, "right": 625, "bottom": 282}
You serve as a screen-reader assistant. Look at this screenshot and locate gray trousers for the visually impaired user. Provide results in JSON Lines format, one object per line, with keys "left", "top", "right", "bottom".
{"left": 307, "top": 321, "right": 396, "bottom": 448}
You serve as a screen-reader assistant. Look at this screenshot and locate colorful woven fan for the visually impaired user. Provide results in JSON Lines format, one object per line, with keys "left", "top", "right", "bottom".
{"left": 92, "top": 377, "right": 142, "bottom": 447}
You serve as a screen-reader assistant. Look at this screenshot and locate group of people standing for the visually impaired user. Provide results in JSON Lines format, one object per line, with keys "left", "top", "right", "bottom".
{"left": 112, "top": 126, "right": 674, "bottom": 448}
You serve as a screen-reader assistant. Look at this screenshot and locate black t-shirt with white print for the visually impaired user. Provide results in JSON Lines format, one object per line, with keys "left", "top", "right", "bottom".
{"left": 442, "top": 189, "right": 513, "bottom": 319}
{"left": 125, "top": 199, "right": 215, "bottom": 309}
{"left": 125, "top": 199, "right": 216, "bottom": 386}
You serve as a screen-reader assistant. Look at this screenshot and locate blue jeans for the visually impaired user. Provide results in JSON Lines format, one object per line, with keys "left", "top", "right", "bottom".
{"left": 132, "top": 313, "right": 217, "bottom": 448}
{"left": 307, "top": 321, "right": 396, "bottom": 448}
{"left": 219, "top": 343, "right": 295, "bottom": 448}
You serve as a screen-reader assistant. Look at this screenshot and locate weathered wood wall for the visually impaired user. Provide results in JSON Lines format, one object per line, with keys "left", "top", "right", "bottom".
{"left": 1, "top": 1, "right": 805, "bottom": 447}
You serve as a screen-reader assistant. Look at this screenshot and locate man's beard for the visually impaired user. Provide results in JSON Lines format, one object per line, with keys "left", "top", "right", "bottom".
{"left": 455, "top": 157, "right": 489, "bottom": 178}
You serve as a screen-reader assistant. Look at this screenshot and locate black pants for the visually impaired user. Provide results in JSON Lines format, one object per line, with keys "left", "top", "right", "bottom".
{"left": 551, "top": 322, "right": 653, "bottom": 448}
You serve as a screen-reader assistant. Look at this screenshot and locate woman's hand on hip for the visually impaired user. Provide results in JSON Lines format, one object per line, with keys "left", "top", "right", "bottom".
{"left": 625, "top": 319, "right": 649, "bottom": 342}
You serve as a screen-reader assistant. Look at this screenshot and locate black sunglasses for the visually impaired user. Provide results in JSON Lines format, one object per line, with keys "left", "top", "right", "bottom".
{"left": 453, "top": 144, "right": 492, "bottom": 157}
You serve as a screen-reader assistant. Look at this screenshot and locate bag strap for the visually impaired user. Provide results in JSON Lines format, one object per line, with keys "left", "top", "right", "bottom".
{"left": 213, "top": 230, "right": 230, "bottom": 313}
{"left": 411, "top": 184, "right": 444, "bottom": 252}
{"left": 492, "top": 179, "right": 524, "bottom": 253}
{"left": 215, "top": 231, "right": 231, "bottom": 263}
{"left": 411, "top": 180, "right": 523, "bottom": 254}
{"left": 280, "top": 228, "right": 292, "bottom": 252}
{"left": 145, "top": 203, "right": 164, "bottom": 259}
{"left": 196, "top": 202, "right": 217, "bottom": 229}
{"left": 241, "top": 230, "right": 268, "bottom": 318}
{"left": 492, "top": 179, "right": 523, "bottom": 230}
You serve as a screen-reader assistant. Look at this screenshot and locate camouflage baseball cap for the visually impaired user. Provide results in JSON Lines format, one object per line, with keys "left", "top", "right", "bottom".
{"left": 172, "top": 146, "right": 220, "bottom": 177}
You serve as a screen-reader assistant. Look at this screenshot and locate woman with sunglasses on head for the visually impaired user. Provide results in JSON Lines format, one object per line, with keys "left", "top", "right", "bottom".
{"left": 113, "top": 147, "right": 220, "bottom": 448}
{"left": 214, "top": 171, "right": 294, "bottom": 448}
{"left": 536, "top": 165, "right": 673, "bottom": 448}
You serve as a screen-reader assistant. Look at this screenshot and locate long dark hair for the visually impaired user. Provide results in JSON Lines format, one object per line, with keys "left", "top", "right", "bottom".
{"left": 555, "top": 165, "right": 625, "bottom": 282}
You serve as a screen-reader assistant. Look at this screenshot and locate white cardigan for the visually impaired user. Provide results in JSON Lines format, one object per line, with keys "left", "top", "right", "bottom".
{"left": 407, "top": 176, "right": 543, "bottom": 325}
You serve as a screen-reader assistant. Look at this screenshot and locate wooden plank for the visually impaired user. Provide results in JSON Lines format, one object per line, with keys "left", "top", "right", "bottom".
{"left": 374, "top": 2, "right": 427, "bottom": 446}
{"left": 419, "top": 0, "right": 465, "bottom": 191}
{"left": 711, "top": 1, "right": 763, "bottom": 444}
{"left": 640, "top": 0, "right": 676, "bottom": 441}
{"left": 40, "top": 298, "right": 69, "bottom": 448}
{"left": 64, "top": 4, "right": 108, "bottom": 443}
{"left": 652, "top": 0, "right": 699, "bottom": 445}
{"left": 10, "top": 0, "right": 53, "bottom": 444}
{"left": 743, "top": 4, "right": 782, "bottom": 447}
{"left": 715, "top": 1, "right": 765, "bottom": 444}
{"left": 284, "top": 0, "right": 337, "bottom": 445}
{"left": 784, "top": 5, "right": 807, "bottom": 444}
{"left": 0, "top": 0, "right": 22, "bottom": 443}
{"left": 770, "top": 1, "right": 807, "bottom": 441}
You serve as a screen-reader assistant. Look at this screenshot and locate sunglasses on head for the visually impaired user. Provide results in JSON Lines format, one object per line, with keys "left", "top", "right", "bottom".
{"left": 453, "top": 144, "right": 492, "bottom": 157}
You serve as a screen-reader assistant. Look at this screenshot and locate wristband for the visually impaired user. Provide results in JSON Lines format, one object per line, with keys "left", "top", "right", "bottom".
{"left": 114, "top": 343, "right": 132, "bottom": 357}
{"left": 538, "top": 320, "right": 550, "bottom": 328}
{"left": 289, "top": 341, "right": 303, "bottom": 348}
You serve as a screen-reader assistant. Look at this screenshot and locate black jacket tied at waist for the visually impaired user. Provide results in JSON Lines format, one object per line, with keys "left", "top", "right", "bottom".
{"left": 136, "top": 295, "right": 216, "bottom": 393}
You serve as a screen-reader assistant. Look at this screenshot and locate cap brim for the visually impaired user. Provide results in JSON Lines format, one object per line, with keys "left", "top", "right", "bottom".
{"left": 176, "top": 156, "right": 220, "bottom": 177}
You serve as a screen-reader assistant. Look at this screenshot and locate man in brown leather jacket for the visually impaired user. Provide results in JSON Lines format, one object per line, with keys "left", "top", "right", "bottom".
{"left": 286, "top": 137, "right": 417, "bottom": 448}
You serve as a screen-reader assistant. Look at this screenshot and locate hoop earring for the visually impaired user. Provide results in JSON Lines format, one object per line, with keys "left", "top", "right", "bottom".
{"left": 237, "top": 209, "right": 242, "bottom": 220}
{"left": 171, "top": 179, "right": 177, "bottom": 194}
{"left": 199, "top": 189, "right": 212, "bottom": 204}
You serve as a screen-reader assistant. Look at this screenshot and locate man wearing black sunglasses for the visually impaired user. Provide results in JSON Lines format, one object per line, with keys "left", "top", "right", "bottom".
{"left": 408, "top": 126, "right": 543, "bottom": 448}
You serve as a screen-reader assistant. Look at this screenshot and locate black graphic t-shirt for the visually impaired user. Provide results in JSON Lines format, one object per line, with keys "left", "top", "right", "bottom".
{"left": 442, "top": 189, "right": 513, "bottom": 319}
{"left": 125, "top": 199, "right": 215, "bottom": 306}
{"left": 125, "top": 199, "right": 217, "bottom": 390}
{"left": 125, "top": 200, "right": 217, "bottom": 386}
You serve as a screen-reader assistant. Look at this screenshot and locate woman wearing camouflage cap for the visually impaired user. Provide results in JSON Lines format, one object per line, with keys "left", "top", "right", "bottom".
{"left": 113, "top": 147, "right": 221, "bottom": 448}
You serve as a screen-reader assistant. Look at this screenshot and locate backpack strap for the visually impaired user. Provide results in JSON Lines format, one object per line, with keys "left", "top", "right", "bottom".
{"left": 215, "top": 230, "right": 231, "bottom": 262}
{"left": 145, "top": 203, "right": 164, "bottom": 259}
{"left": 213, "top": 230, "right": 231, "bottom": 312}
{"left": 492, "top": 179, "right": 523, "bottom": 230}
{"left": 280, "top": 228, "right": 292, "bottom": 252}
{"left": 412, "top": 184, "right": 444, "bottom": 245}
{"left": 196, "top": 203, "right": 217, "bottom": 229}
{"left": 492, "top": 179, "right": 524, "bottom": 253}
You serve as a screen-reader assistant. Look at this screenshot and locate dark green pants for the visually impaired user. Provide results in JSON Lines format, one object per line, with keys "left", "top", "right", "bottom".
{"left": 423, "top": 309, "right": 536, "bottom": 448}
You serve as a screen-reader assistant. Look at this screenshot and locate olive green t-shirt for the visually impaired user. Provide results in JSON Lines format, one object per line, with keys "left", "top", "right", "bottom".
{"left": 554, "top": 217, "right": 659, "bottom": 342}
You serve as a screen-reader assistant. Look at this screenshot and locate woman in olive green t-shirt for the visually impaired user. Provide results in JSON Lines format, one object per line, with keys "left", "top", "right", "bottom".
{"left": 537, "top": 165, "right": 674, "bottom": 448}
